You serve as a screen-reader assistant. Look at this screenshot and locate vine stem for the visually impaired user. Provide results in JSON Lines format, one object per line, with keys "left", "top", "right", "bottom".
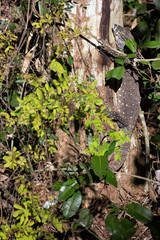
{"left": 134, "top": 58, "right": 160, "bottom": 62}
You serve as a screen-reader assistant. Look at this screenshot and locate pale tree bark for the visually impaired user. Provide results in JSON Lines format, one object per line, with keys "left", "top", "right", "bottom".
{"left": 69, "top": 0, "right": 145, "bottom": 203}
{"left": 70, "top": 0, "right": 123, "bottom": 101}
{"left": 70, "top": 0, "right": 123, "bottom": 151}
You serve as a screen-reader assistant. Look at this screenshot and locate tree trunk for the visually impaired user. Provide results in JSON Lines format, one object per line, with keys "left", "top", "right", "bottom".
{"left": 70, "top": 0, "right": 123, "bottom": 101}
{"left": 70, "top": 0, "right": 145, "bottom": 203}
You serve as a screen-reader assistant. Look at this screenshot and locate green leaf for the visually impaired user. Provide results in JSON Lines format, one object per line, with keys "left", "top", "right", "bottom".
{"left": 139, "top": 60, "right": 149, "bottom": 65}
{"left": 108, "top": 205, "right": 120, "bottom": 215}
{"left": 20, "top": 214, "right": 25, "bottom": 225}
{"left": 57, "top": 86, "right": 62, "bottom": 95}
{"left": 10, "top": 90, "right": 19, "bottom": 107}
{"left": 125, "top": 202, "right": 153, "bottom": 224}
{"left": 50, "top": 59, "right": 64, "bottom": 74}
{"left": 68, "top": 55, "right": 73, "bottom": 65}
{"left": 105, "top": 214, "right": 118, "bottom": 233}
{"left": 53, "top": 216, "right": 63, "bottom": 232}
{"left": 90, "top": 75, "right": 95, "bottom": 81}
{"left": 152, "top": 60, "right": 160, "bottom": 70}
{"left": 105, "top": 169, "right": 117, "bottom": 187}
{"left": 142, "top": 41, "right": 160, "bottom": 49}
{"left": 105, "top": 215, "right": 136, "bottom": 240}
{"left": 36, "top": 88, "right": 43, "bottom": 100}
{"left": 38, "top": 0, "right": 44, "bottom": 16}
{"left": 4, "top": 162, "right": 13, "bottom": 169}
{"left": 18, "top": 184, "right": 27, "bottom": 195}
{"left": 91, "top": 155, "right": 108, "bottom": 180}
{"left": 13, "top": 210, "right": 22, "bottom": 218}
{"left": 0, "top": 232, "right": 7, "bottom": 239}
{"left": 127, "top": 53, "right": 136, "bottom": 58}
{"left": 79, "top": 209, "right": 93, "bottom": 228}
{"left": 106, "top": 66, "right": 125, "bottom": 80}
{"left": 14, "top": 203, "right": 24, "bottom": 210}
{"left": 125, "top": 39, "right": 137, "bottom": 53}
{"left": 53, "top": 181, "right": 64, "bottom": 191}
{"left": 59, "top": 178, "right": 79, "bottom": 201}
{"left": 80, "top": 163, "right": 93, "bottom": 184}
{"left": 105, "top": 141, "right": 116, "bottom": 157}
{"left": 151, "top": 134, "right": 160, "bottom": 144}
{"left": 136, "top": 3, "right": 147, "bottom": 14}
{"left": 63, "top": 191, "right": 82, "bottom": 218}
{"left": 85, "top": 119, "right": 92, "bottom": 128}
{"left": 115, "top": 57, "right": 125, "bottom": 65}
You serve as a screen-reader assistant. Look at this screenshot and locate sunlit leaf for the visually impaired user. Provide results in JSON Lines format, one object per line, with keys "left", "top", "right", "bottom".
{"left": 125, "top": 39, "right": 137, "bottom": 53}
{"left": 50, "top": 59, "right": 64, "bottom": 74}
{"left": 127, "top": 53, "right": 136, "bottom": 58}
{"left": 36, "top": 88, "right": 43, "bottom": 100}
{"left": 14, "top": 203, "right": 24, "bottom": 210}
{"left": 115, "top": 56, "right": 125, "bottom": 65}
{"left": 53, "top": 216, "right": 63, "bottom": 232}
{"left": 105, "top": 141, "right": 116, "bottom": 157}
{"left": 106, "top": 66, "right": 125, "bottom": 80}
{"left": 59, "top": 178, "right": 79, "bottom": 201}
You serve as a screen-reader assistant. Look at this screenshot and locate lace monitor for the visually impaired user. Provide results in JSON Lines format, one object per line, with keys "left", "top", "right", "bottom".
{"left": 108, "top": 24, "right": 141, "bottom": 171}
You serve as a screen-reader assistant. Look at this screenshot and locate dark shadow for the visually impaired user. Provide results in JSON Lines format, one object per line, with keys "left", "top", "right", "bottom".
{"left": 132, "top": 150, "right": 147, "bottom": 185}
{"left": 105, "top": 77, "right": 122, "bottom": 92}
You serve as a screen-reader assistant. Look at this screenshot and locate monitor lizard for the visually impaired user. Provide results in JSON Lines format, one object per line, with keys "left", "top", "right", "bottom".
{"left": 73, "top": 23, "right": 141, "bottom": 171}
{"left": 108, "top": 24, "right": 141, "bottom": 171}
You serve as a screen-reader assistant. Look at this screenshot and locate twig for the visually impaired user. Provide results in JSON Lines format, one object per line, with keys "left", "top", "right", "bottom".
{"left": 134, "top": 58, "right": 160, "bottom": 62}
{"left": 86, "top": 228, "right": 103, "bottom": 240}
{"left": 139, "top": 109, "right": 150, "bottom": 191}
{"left": 116, "top": 172, "right": 160, "bottom": 185}
{"left": 71, "top": 222, "right": 76, "bottom": 240}
{"left": 135, "top": 227, "right": 149, "bottom": 240}
{"left": 0, "top": 97, "right": 12, "bottom": 112}
{"left": 139, "top": 110, "right": 150, "bottom": 166}
{"left": 79, "top": 30, "right": 126, "bottom": 58}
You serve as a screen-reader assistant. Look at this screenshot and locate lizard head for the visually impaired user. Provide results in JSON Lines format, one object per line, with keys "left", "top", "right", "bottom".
{"left": 112, "top": 24, "right": 134, "bottom": 51}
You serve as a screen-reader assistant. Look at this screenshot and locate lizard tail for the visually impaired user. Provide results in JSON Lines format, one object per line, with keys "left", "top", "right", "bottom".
{"left": 109, "top": 141, "right": 130, "bottom": 171}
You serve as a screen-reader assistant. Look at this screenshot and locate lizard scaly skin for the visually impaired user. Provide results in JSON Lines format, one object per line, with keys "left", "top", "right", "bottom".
{"left": 108, "top": 24, "right": 141, "bottom": 171}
